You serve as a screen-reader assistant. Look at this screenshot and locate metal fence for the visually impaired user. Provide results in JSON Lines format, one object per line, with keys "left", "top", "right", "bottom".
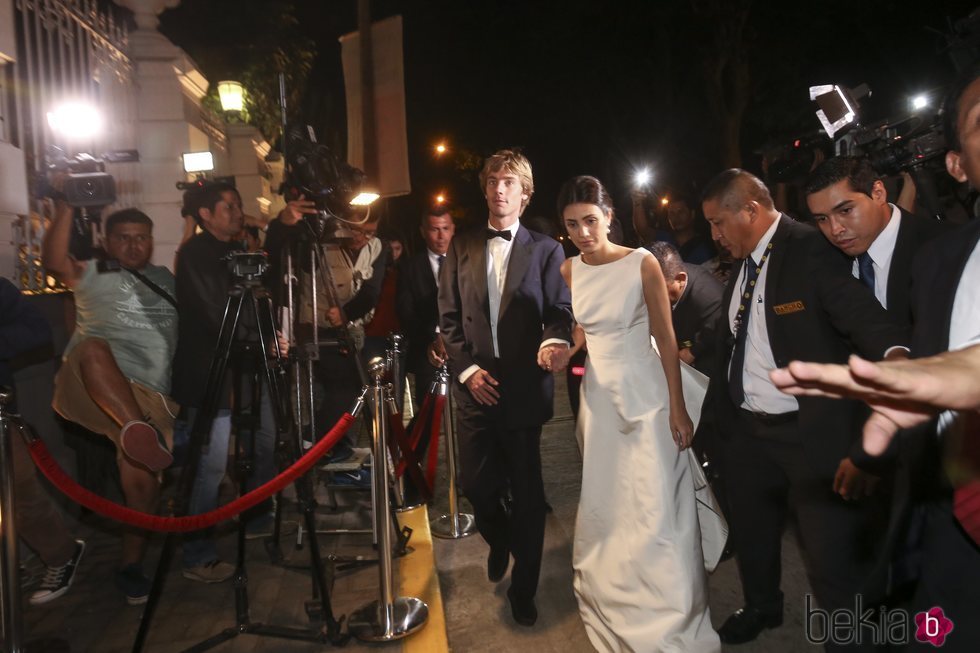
{"left": 3, "top": 0, "right": 139, "bottom": 291}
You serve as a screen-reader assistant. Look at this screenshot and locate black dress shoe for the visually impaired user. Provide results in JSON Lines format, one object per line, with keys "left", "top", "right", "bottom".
{"left": 487, "top": 544, "right": 509, "bottom": 582}
{"left": 718, "top": 606, "right": 783, "bottom": 644}
{"left": 506, "top": 587, "right": 538, "bottom": 627}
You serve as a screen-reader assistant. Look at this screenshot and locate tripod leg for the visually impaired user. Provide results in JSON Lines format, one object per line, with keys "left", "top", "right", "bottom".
{"left": 253, "top": 289, "right": 344, "bottom": 640}
{"left": 132, "top": 292, "right": 245, "bottom": 653}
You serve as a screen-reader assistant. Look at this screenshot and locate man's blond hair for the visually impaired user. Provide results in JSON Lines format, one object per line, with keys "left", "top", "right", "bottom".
{"left": 479, "top": 148, "right": 534, "bottom": 213}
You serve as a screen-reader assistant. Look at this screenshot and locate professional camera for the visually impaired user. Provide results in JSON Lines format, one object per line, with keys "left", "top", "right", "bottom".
{"left": 37, "top": 145, "right": 139, "bottom": 207}
{"left": 280, "top": 123, "right": 370, "bottom": 242}
{"left": 765, "top": 133, "right": 832, "bottom": 184}
{"left": 224, "top": 251, "right": 269, "bottom": 281}
{"left": 841, "top": 114, "right": 946, "bottom": 177}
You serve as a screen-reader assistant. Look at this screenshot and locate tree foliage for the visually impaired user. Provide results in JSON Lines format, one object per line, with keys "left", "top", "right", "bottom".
{"left": 159, "top": 0, "right": 316, "bottom": 143}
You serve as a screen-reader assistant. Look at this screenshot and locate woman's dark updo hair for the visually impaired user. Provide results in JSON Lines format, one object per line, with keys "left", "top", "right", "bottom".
{"left": 556, "top": 175, "right": 615, "bottom": 220}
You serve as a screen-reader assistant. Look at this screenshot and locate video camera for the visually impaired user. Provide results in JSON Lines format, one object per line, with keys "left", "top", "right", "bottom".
{"left": 280, "top": 123, "right": 369, "bottom": 242}
{"left": 37, "top": 145, "right": 139, "bottom": 207}
{"left": 37, "top": 145, "right": 140, "bottom": 260}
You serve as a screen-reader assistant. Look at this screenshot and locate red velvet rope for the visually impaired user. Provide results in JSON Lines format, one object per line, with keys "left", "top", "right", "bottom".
{"left": 425, "top": 395, "right": 446, "bottom": 490}
{"left": 26, "top": 414, "right": 356, "bottom": 533}
{"left": 394, "top": 393, "right": 432, "bottom": 478}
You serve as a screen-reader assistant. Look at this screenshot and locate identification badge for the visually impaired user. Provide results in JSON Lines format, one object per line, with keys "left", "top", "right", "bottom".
{"left": 773, "top": 301, "right": 805, "bottom": 315}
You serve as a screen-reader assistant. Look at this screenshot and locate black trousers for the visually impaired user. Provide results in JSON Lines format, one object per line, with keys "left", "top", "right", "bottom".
{"left": 724, "top": 411, "right": 879, "bottom": 650}
{"left": 454, "top": 386, "right": 546, "bottom": 601}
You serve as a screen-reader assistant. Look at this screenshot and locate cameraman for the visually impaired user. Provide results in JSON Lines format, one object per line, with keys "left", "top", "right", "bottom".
{"left": 171, "top": 182, "right": 277, "bottom": 583}
{"left": 42, "top": 196, "right": 178, "bottom": 605}
{"left": 265, "top": 200, "right": 388, "bottom": 479}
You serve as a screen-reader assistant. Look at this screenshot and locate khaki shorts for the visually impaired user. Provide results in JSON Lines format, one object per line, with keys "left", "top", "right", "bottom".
{"left": 52, "top": 338, "right": 178, "bottom": 458}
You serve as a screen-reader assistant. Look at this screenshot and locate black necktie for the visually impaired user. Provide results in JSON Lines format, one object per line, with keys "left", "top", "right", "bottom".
{"left": 437, "top": 254, "right": 445, "bottom": 270}
{"left": 729, "top": 256, "right": 761, "bottom": 407}
{"left": 857, "top": 252, "right": 875, "bottom": 292}
{"left": 487, "top": 228, "right": 512, "bottom": 241}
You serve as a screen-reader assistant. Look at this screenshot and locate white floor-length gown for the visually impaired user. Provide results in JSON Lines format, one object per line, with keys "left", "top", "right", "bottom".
{"left": 571, "top": 248, "right": 719, "bottom": 653}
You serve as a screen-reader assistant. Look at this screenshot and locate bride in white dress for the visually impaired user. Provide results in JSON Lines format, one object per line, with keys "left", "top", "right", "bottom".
{"left": 554, "top": 176, "right": 719, "bottom": 653}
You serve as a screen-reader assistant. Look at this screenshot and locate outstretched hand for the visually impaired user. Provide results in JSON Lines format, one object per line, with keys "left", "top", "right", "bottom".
{"left": 769, "top": 354, "right": 950, "bottom": 455}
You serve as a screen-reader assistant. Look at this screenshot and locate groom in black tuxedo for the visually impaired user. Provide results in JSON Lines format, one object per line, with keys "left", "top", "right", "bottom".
{"left": 439, "top": 149, "right": 572, "bottom": 626}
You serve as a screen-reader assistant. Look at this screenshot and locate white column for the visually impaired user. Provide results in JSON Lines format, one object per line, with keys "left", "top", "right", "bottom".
{"left": 118, "top": 0, "right": 201, "bottom": 270}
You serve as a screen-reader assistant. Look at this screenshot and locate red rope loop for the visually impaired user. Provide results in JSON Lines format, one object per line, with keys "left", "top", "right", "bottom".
{"left": 26, "top": 414, "right": 356, "bottom": 533}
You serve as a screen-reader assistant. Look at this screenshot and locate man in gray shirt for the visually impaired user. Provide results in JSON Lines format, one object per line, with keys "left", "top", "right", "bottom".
{"left": 43, "top": 198, "right": 178, "bottom": 605}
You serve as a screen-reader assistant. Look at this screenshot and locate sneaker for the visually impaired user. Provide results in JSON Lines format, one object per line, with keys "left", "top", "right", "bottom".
{"left": 115, "top": 563, "right": 151, "bottom": 605}
{"left": 29, "top": 540, "right": 85, "bottom": 606}
{"left": 182, "top": 560, "right": 235, "bottom": 584}
{"left": 120, "top": 420, "right": 173, "bottom": 471}
{"left": 331, "top": 468, "right": 372, "bottom": 488}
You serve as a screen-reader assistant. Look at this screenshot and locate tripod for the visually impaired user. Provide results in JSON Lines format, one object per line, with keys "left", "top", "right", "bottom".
{"left": 133, "top": 263, "right": 347, "bottom": 652}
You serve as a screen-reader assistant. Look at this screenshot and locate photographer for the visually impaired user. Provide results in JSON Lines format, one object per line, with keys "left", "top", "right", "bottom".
{"left": 171, "top": 182, "right": 277, "bottom": 583}
{"left": 42, "top": 196, "right": 178, "bottom": 605}
{"left": 264, "top": 200, "right": 388, "bottom": 481}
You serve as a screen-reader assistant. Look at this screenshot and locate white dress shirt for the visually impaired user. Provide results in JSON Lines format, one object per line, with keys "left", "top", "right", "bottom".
{"left": 486, "top": 220, "right": 519, "bottom": 357}
{"left": 851, "top": 203, "right": 901, "bottom": 309}
{"left": 427, "top": 249, "right": 445, "bottom": 288}
{"left": 939, "top": 240, "right": 980, "bottom": 433}
{"left": 727, "top": 217, "right": 800, "bottom": 415}
{"left": 458, "top": 221, "right": 519, "bottom": 383}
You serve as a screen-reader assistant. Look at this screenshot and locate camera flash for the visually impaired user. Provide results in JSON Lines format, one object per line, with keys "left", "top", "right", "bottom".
{"left": 634, "top": 168, "right": 651, "bottom": 187}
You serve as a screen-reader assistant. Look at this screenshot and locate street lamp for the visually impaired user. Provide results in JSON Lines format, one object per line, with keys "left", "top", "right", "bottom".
{"left": 217, "top": 80, "right": 245, "bottom": 114}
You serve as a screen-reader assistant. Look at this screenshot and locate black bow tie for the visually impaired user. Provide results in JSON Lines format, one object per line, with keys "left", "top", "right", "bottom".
{"left": 487, "top": 228, "right": 512, "bottom": 241}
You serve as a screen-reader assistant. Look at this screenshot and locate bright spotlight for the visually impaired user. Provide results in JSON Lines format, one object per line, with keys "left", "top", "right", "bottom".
{"left": 660, "top": 197, "right": 669, "bottom": 206}
{"left": 182, "top": 151, "right": 215, "bottom": 174}
{"left": 634, "top": 168, "right": 651, "bottom": 188}
{"left": 435, "top": 193, "right": 446, "bottom": 204}
{"left": 435, "top": 142, "right": 447, "bottom": 155}
{"left": 47, "top": 102, "right": 103, "bottom": 140}
{"left": 911, "top": 95, "right": 928, "bottom": 111}
{"left": 350, "top": 192, "right": 380, "bottom": 206}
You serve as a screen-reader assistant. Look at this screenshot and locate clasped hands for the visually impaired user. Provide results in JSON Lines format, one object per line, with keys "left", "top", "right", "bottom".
{"left": 537, "top": 343, "right": 570, "bottom": 373}
{"left": 464, "top": 343, "right": 569, "bottom": 406}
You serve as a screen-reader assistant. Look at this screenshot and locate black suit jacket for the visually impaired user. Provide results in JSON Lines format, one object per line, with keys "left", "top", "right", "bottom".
{"left": 673, "top": 262, "right": 724, "bottom": 376}
{"left": 908, "top": 218, "right": 980, "bottom": 356}
{"left": 438, "top": 225, "right": 572, "bottom": 429}
{"left": 706, "top": 215, "right": 909, "bottom": 477}
{"left": 396, "top": 251, "right": 441, "bottom": 375}
{"left": 883, "top": 208, "right": 950, "bottom": 325}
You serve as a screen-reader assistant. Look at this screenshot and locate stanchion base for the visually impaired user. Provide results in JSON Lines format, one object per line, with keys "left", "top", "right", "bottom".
{"left": 349, "top": 596, "right": 429, "bottom": 641}
{"left": 430, "top": 512, "right": 477, "bottom": 539}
